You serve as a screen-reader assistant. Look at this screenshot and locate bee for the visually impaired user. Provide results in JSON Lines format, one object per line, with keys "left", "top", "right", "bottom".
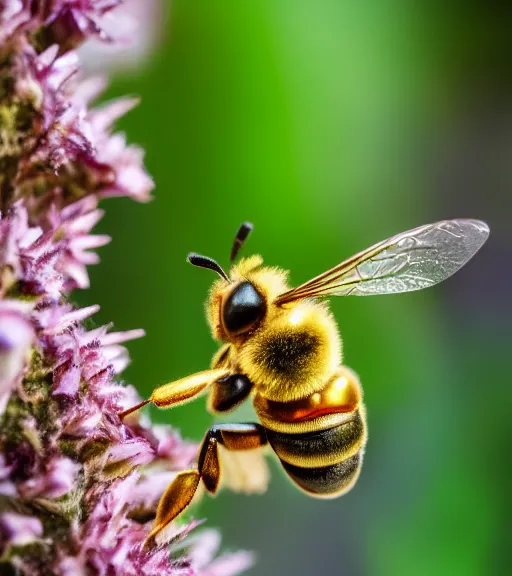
{"left": 119, "top": 219, "right": 489, "bottom": 545}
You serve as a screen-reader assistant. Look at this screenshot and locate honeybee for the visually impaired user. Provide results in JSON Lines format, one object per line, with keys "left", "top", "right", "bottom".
{"left": 120, "top": 219, "right": 489, "bottom": 545}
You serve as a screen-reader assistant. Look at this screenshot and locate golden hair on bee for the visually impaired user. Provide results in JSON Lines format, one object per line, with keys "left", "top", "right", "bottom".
{"left": 118, "top": 219, "right": 489, "bottom": 548}
{"left": 238, "top": 297, "right": 341, "bottom": 401}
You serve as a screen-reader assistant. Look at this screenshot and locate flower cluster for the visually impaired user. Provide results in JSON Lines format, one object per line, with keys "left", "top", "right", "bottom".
{"left": 0, "top": 3, "right": 253, "bottom": 575}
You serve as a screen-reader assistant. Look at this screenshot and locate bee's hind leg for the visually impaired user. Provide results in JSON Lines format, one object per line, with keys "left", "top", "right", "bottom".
{"left": 145, "top": 422, "right": 267, "bottom": 547}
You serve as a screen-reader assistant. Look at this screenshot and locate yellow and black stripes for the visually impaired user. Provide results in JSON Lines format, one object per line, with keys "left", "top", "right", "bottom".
{"left": 265, "top": 408, "right": 366, "bottom": 497}
{"left": 266, "top": 410, "right": 364, "bottom": 468}
{"left": 281, "top": 453, "right": 361, "bottom": 497}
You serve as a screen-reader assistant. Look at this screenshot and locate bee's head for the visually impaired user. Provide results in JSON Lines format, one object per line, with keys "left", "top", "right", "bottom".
{"left": 187, "top": 223, "right": 289, "bottom": 342}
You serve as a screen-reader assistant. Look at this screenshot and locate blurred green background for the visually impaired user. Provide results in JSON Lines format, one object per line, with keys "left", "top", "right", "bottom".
{"left": 80, "top": 2, "right": 511, "bottom": 575}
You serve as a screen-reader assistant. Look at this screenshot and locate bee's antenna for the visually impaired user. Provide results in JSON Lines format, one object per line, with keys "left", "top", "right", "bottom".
{"left": 187, "top": 253, "right": 230, "bottom": 281}
{"left": 230, "top": 222, "right": 253, "bottom": 262}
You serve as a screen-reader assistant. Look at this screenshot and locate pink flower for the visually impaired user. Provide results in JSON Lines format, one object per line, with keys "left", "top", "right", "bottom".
{"left": 20, "top": 456, "right": 80, "bottom": 499}
{"left": 105, "top": 438, "right": 155, "bottom": 469}
{"left": 0, "top": 1, "right": 30, "bottom": 42}
{"left": 0, "top": 301, "right": 34, "bottom": 415}
{"left": 56, "top": 474, "right": 191, "bottom": 576}
{"left": 0, "top": 0, "right": 123, "bottom": 47}
{"left": 0, "top": 454, "right": 16, "bottom": 496}
{"left": 0, "top": 2, "right": 253, "bottom": 575}
{"left": 0, "top": 199, "right": 109, "bottom": 298}
{"left": 93, "top": 130, "right": 154, "bottom": 202}
{"left": 0, "top": 512, "right": 43, "bottom": 549}
{"left": 190, "top": 530, "right": 255, "bottom": 576}
{"left": 79, "top": 0, "right": 165, "bottom": 74}
{"left": 40, "top": 1, "right": 124, "bottom": 54}
{"left": 2, "top": 36, "right": 154, "bottom": 218}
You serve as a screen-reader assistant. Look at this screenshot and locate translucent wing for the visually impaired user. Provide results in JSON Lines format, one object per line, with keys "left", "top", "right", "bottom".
{"left": 275, "top": 219, "right": 489, "bottom": 304}
{"left": 219, "top": 446, "right": 270, "bottom": 494}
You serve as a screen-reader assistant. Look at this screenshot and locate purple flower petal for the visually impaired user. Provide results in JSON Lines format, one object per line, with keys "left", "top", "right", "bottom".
{"left": 90, "top": 97, "right": 140, "bottom": 132}
{"left": 0, "top": 4, "right": 253, "bottom": 574}
{"left": 21, "top": 456, "right": 80, "bottom": 499}
{"left": 189, "top": 530, "right": 255, "bottom": 576}
{"left": 0, "top": 303, "right": 34, "bottom": 414}
{"left": 99, "top": 328, "right": 146, "bottom": 346}
{"left": 44, "top": 457, "right": 81, "bottom": 498}
{"left": 197, "top": 551, "right": 256, "bottom": 576}
{"left": 43, "top": 304, "right": 100, "bottom": 335}
{"left": 52, "top": 353, "right": 81, "bottom": 396}
{"left": 0, "top": 513, "right": 43, "bottom": 547}
{"left": 106, "top": 438, "right": 154, "bottom": 468}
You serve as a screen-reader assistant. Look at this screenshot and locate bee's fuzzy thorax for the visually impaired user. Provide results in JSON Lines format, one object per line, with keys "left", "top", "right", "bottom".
{"left": 237, "top": 299, "right": 342, "bottom": 402}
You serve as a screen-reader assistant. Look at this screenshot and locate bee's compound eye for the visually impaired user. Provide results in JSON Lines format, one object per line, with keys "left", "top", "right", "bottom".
{"left": 223, "top": 281, "right": 266, "bottom": 335}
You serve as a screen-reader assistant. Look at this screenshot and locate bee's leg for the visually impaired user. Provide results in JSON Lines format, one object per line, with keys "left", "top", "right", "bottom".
{"left": 208, "top": 373, "right": 253, "bottom": 413}
{"left": 145, "top": 422, "right": 267, "bottom": 547}
{"left": 210, "top": 343, "right": 231, "bottom": 369}
{"left": 118, "top": 368, "right": 229, "bottom": 420}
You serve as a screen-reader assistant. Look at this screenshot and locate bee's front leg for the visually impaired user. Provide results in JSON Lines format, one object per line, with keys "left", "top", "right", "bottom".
{"left": 144, "top": 422, "right": 267, "bottom": 547}
{"left": 117, "top": 368, "right": 230, "bottom": 420}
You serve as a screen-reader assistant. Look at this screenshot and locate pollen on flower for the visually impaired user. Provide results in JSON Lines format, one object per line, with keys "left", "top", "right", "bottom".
{"left": 0, "top": 2, "right": 252, "bottom": 575}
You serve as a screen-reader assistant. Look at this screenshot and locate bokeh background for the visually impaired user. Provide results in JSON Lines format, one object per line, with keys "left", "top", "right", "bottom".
{"left": 80, "top": 2, "right": 511, "bottom": 575}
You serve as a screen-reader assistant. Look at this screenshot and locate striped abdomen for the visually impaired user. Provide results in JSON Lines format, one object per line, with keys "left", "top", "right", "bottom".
{"left": 267, "top": 410, "right": 365, "bottom": 496}
{"left": 253, "top": 366, "right": 367, "bottom": 497}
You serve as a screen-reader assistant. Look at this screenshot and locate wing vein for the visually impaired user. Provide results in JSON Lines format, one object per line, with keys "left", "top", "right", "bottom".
{"left": 275, "top": 219, "right": 489, "bottom": 304}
